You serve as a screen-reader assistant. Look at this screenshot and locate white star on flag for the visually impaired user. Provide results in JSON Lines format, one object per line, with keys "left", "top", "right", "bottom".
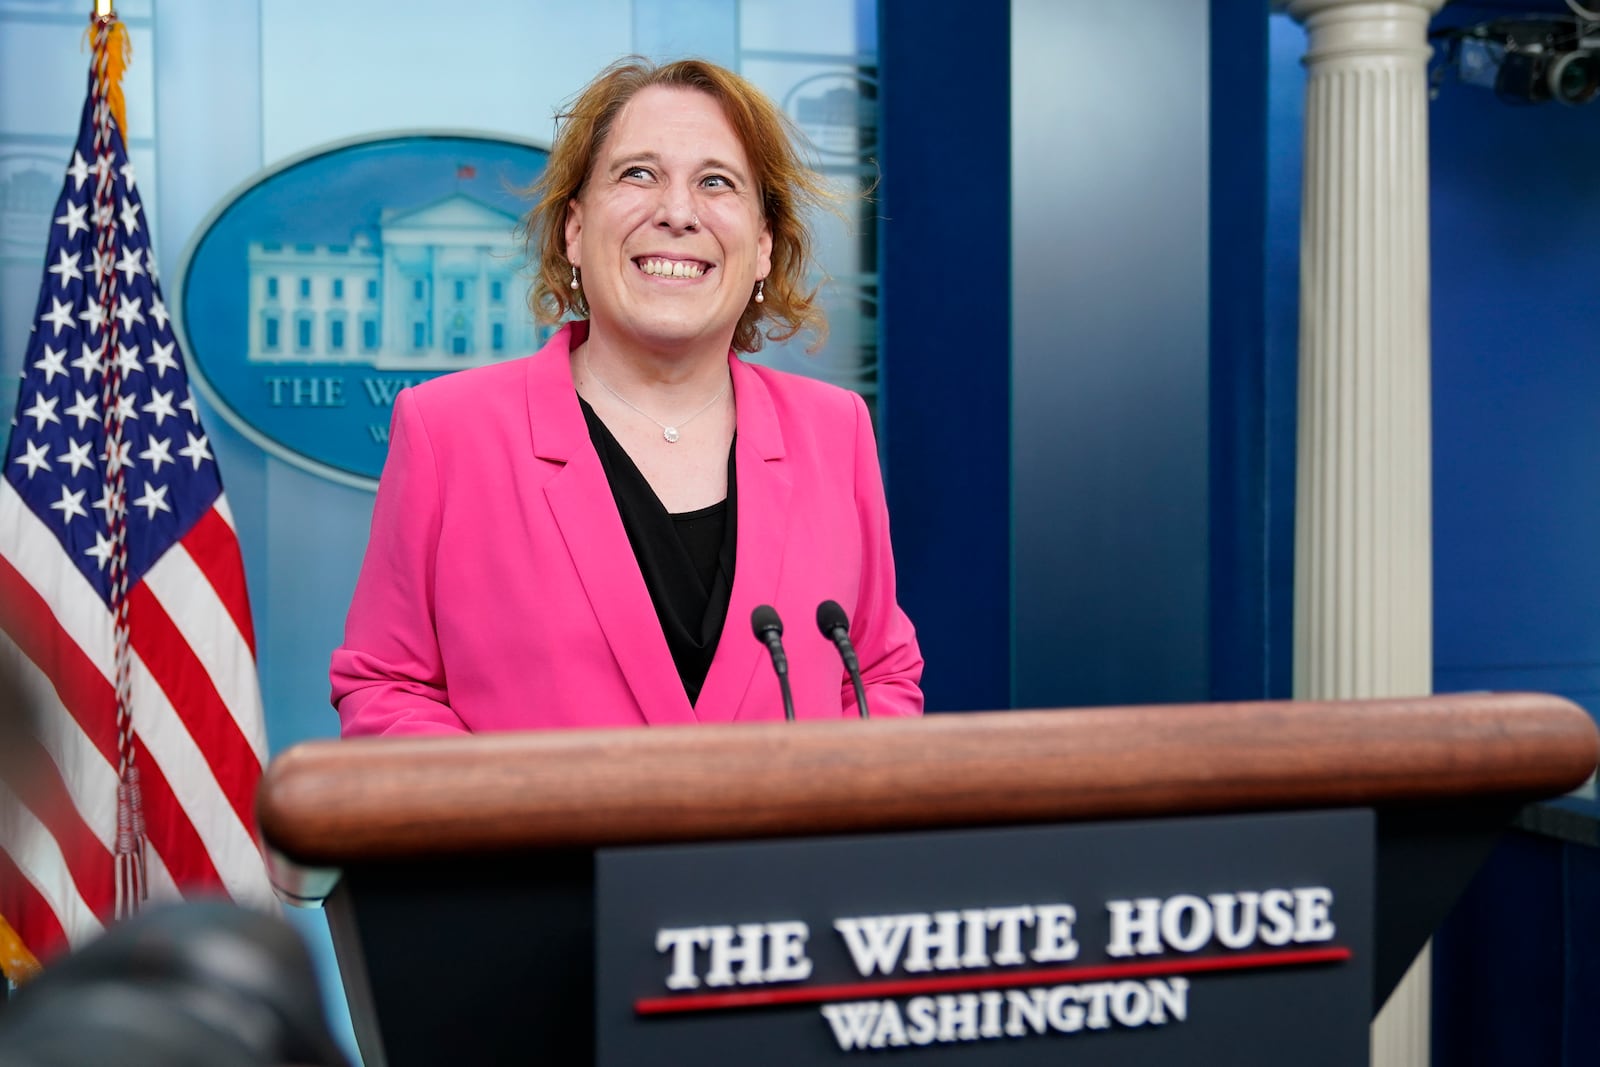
{"left": 84, "top": 529, "right": 116, "bottom": 569}
{"left": 42, "top": 296, "right": 76, "bottom": 335}
{"left": 147, "top": 339, "right": 177, "bottom": 377}
{"left": 49, "top": 485, "right": 88, "bottom": 524}
{"left": 119, "top": 195, "right": 142, "bottom": 235}
{"left": 55, "top": 199, "right": 89, "bottom": 238}
{"left": 139, "top": 435, "right": 174, "bottom": 473}
{"left": 114, "top": 293, "right": 144, "bottom": 331}
{"left": 115, "top": 342, "right": 143, "bottom": 377}
{"left": 72, "top": 340, "right": 105, "bottom": 380}
{"left": 48, "top": 249, "right": 84, "bottom": 288}
{"left": 178, "top": 431, "right": 213, "bottom": 470}
{"left": 78, "top": 298, "right": 107, "bottom": 334}
{"left": 57, "top": 438, "right": 95, "bottom": 476}
{"left": 17, "top": 440, "right": 52, "bottom": 478}
{"left": 66, "top": 150, "right": 90, "bottom": 190}
{"left": 23, "top": 393, "right": 61, "bottom": 430}
{"left": 142, "top": 388, "right": 176, "bottom": 425}
{"left": 131, "top": 481, "right": 171, "bottom": 519}
{"left": 115, "top": 245, "right": 145, "bottom": 283}
{"left": 34, "top": 346, "right": 68, "bottom": 384}
{"left": 64, "top": 391, "right": 100, "bottom": 429}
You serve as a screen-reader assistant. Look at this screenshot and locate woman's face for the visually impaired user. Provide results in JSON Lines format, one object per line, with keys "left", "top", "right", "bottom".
{"left": 566, "top": 86, "right": 772, "bottom": 356}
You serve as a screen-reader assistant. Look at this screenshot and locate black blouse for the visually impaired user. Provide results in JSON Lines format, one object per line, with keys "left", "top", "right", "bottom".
{"left": 579, "top": 398, "right": 737, "bottom": 706}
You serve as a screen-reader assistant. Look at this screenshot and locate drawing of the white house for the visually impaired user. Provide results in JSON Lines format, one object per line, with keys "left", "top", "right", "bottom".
{"left": 246, "top": 193, "right": 534, "bottom": 370}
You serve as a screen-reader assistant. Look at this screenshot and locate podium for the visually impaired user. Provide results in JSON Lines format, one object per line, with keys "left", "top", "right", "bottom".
{"left": 257, "top": 693, "right": 1598, "bottom": 1066}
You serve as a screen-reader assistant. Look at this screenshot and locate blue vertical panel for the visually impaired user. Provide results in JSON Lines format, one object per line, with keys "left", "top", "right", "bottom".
{"left": 1262, "top": 14, "right": 1305, "bottom": 702}
{"left": 1207, "top": 0, "right": 1274, "bottom": 701}
{"left": 878, "top": 0, "right": 1011, "bottom": 712}
{"left": 1010, "top": 0, "right": 1211, "bottom": 709}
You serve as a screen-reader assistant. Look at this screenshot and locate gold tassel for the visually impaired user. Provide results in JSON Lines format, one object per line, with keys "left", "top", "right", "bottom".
{"left": 83, "top": 14, "right": 132, "bottom": 140}
{"left": 103, "top": 19, "right": 131, "bottom": 141}
{"left": 0, "top": 913, "right": 42, "bottom": 986}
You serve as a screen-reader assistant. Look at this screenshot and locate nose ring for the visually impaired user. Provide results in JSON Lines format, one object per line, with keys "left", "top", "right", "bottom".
{"left": 689, "top": 214, "right": 700, "bottom": 229}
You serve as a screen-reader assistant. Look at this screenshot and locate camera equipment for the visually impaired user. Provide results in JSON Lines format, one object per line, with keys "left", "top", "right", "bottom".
{"left": 1432, "top": 12, "right": 1599, "bottom": 106}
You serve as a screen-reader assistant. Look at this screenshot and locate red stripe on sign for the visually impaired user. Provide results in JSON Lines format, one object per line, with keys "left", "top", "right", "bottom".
{"left": 180, "top": 507, "right": 257, "bottom": 656}
{"left": 0, "top": 846, "right": 72, "bottom": 966}
{"left": 130, "top": 732, "right": 226, "bottom": 894}
{"left": 6, "top": 733, "right": 116, "bottom": 921}
{"left": 127, "top": 582, "right": 260, "bottom": 832}
{"left": 0, "top": 553, "right": 119, "bottom": 761}
{"left": 635, "top": 946, "right": 1354, "bottom": 1015}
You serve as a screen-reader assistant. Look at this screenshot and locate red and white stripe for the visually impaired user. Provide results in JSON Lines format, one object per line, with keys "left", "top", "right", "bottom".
{"left": 0, "top": 477, "right": 274, "bottom": 964}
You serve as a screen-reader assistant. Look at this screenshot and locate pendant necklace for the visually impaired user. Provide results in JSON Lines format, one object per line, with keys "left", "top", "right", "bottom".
{"left": 584, "top": 351, "right": 729, "bottom": 444}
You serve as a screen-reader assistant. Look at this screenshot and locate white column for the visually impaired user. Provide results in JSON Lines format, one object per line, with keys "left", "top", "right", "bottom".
{"left": 1285, "top": 1, "right": 1443, "bottom": 1063}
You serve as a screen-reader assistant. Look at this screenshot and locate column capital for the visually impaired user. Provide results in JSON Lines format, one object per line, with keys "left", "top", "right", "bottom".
{"left": 1287, "top": 0, "right": 1447, "bottom": 64}
{"left": 1286, "top": 0, "right": 1446, "bottom": 18}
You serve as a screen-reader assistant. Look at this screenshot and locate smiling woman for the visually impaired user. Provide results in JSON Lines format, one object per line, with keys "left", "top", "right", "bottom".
{"left": 329, "top": 58, "right": 923, "bottom": 735}
{"left": 525, "top": 58, "right": 832, "bottom": 356}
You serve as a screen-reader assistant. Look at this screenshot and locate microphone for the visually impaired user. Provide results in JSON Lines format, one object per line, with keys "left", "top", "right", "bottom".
{"left": 816, "top": 600, "right": 869, "bottom": 719}
{"left": 751, "top": 605, "right": 795, "bottom": 721}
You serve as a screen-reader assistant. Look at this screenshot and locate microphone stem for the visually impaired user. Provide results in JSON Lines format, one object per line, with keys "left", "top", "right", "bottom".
{"left": 834, "top": 633, "right": 869, "bottom": 720}
{"left": 848, "top": 664, "right": 868, "bottom": 720}
{"left": 779, "top": 668, "right": 796, "bottom": 722}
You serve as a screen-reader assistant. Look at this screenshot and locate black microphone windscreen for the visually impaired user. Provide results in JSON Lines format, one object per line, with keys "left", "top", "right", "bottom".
{"left": 751, "top": 604, "right": 783, "bottom": 639}
{"left": 816, "top": 599, "right": 850, "bottom": 637}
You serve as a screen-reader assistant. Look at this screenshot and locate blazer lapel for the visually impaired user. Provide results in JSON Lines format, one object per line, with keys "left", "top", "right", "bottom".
{"left": 530, "top": 328, "right": 695, "bottom": 726}
{"left": 694, "top": 355, "right": 792, "bottom": 723}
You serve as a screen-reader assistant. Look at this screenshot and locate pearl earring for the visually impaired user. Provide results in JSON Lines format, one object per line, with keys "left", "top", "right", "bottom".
{"left": 569, "top": 266, "right": 580, "bottom": 291}
{"left": 754, "top": 280, "right": 765, "bottom": 304}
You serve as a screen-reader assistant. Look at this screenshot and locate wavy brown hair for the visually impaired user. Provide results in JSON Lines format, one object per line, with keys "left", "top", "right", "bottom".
{"left": 521, "top": 57, "right": 835, "bottom": 353}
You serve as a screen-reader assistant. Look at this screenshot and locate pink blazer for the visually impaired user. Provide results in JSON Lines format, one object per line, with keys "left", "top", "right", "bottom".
{"left": 330, "top": 324, "right": 923, "bottom": 735}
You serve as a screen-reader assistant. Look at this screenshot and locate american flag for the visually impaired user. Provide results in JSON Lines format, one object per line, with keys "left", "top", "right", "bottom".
{"left": 0, "top": 16, "right": 272, "bottom": 980}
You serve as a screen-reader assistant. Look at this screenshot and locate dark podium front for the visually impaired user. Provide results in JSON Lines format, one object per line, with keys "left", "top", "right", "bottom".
{"left": 256, "top": 693, "right": 1599, "bottom": 1066}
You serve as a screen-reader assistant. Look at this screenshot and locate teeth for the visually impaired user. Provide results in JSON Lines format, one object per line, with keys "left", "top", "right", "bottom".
{"left": 639, "top": 257, "right": 706, "bottom": 278}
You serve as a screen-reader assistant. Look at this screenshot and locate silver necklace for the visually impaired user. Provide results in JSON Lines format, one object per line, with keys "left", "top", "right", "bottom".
{"left": 584, "top": 351, "right": 729, "bottom": 443}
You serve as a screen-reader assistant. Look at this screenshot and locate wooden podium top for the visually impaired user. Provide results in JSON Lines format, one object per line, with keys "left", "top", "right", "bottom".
{"left": 258, "top": 693, "right": 1598, "bottom": 870}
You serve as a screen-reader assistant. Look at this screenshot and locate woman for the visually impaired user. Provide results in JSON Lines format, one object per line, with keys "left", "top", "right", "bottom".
{"left": 330, "top": 58, "right": 922, "bottom": 735}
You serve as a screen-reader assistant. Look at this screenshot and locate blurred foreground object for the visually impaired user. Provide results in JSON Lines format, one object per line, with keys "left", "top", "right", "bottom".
{"left": 0, "top": 902, "right": 348, "bottom": 1067}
